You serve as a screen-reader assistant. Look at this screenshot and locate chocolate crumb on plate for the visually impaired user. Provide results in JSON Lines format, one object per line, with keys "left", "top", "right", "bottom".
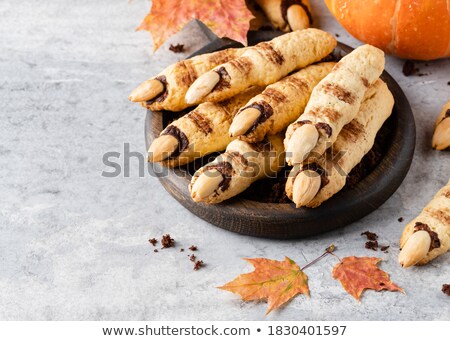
{"left": 361, "top": 231, "right": 378, "bottom": 241}
{"left": 380, "top": 245, "right": 390, "bottom": 252}
{"left": 154, "top": 249, "right": 158, "bottom": 253}
{"left": 189, "top": 254, "right": 196, "bottom": 262}
{"left": 161, "top": 234, "right": 175, "bottom": 248}
{"left": 149, "top": 238, "right": 158, "bottom": 246}
{"left": 189, "top": 245, "right": 198, "bottom": 251}
{"left": 365, "top": 240, "right": 379, "bottom": 251}
{"left": 398, "top": 217, "right": 404, "bottom": 222}
{"left": 447, "top": 81, "right": 450, "bottom": 86}
{"left": 169, "top": 44, "right": 184, "bottom": 53}
{"left": 180, "top": 248, "right": 184, "bottom": 252}
{"left": 442, "top": 284, "right": 450, "bottom": 296}
{"left": 335, "top": 33, "right": 340, "bottom": 37}
{"left": 194, "top": 260, "right": 204, "bottom": 271}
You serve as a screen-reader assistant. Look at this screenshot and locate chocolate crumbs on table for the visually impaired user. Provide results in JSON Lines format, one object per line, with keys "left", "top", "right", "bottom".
{"left": 189, "top": 254, "right": 196, "bottom": 262}
{"left": 161, "top": 234, "right": 175, "bottom": 248}
{"left": 365, "top": 240, "right": 379, "bottom": 251}
{"left": 169, "top": 44, "right": 184, "bottom": 53}
{"left": 398, "top": 217, "right": 404, "bottom": 222}
{"left": 442, "top": 284, "right": 450, "bottom": 296}
{"left": 402, "top": 60, "right": 418, "bottom": 76}
{"left": 149, "top": 238, "right": 158, "bottom": 246}
{"left": 189, "top": 245, "right": 198, "bottom": 251}
{"left": 194, "top": 260, "right": 204, "bottom": 271}
{"left": 361, "top": 231, "right": 378, "bottom": 241}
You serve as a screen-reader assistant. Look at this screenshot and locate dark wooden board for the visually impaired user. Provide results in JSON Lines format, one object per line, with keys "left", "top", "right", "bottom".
{"left": 145, "top": 32, "right": 416, "bottom": 239}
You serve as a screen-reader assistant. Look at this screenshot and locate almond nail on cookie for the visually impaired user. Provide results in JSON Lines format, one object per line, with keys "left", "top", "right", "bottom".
{"left": 229, "top": 62, "right": 335, "bottom": 142}
{"left": 399, "top": 179, "right": 450, "bottom": 267}
{"left": 148, "top": 87, "right": 262, "bottom": 167}
{"left": 285, "top": 79, "right": 394, "bottom": 208}
{"left": 284, "top": 44, "right": 385, "bottom": 165}
{"left": 254, "top": 0, "right": 312, "bottom": 32}
{"left": 432, "top": 100, "right": 450, "bottom": 151}
{"left": 185, "top": 29, "right": 336, "bottom": 105}
{"left": 189, "top": 135, "right": 285, "bottom": 204}
{"left": 129, "top": 48, "right": 245, "bottom": 112}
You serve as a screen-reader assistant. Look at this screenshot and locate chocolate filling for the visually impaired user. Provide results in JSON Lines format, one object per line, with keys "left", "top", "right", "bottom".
{"left": 413, "top": 222, "right": 441, "bottom": 251}
{"left": 280, "top": 0, "right": 313, "bottom": 26}
{"left": 145, "top": 75, "right": 168, "bottom": 104}
{"left": 315, "top": 122, "right": 332, "bottom": 138}
{"left": 212, "top": 67, "right": 231, "bottom": 91}
{"left": 248, "top": 138, "right": 272, "bottom": 153}
{"left": 161, "top": 125, "right": 189, "bottom": 158}
{"left": 242, "top": 101, "right": 274, "bottom": 135}
{"left": 293, "top": 121, "right": 332, "bottom": 139}
{"left": 301, "top": 162, "right": 329, "bottom": 188}
{"left": 289, "top": 163, "right": 328, "bottom": 190}
{"left": 204, "top": 161, "right": 233, "bottom": 192}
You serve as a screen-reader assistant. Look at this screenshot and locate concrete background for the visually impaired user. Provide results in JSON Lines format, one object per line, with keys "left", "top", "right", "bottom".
{"left": 0, "top": 0, "right": 449, "bottom": 320}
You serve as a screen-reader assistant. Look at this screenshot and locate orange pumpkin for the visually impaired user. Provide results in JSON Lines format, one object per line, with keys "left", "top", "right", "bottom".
{"left": 325, "top": 0, "right": 450, "bottom": 60}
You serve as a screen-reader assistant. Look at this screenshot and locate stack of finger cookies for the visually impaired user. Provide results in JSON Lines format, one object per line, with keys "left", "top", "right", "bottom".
{"left": 130, "top": 29, "right": 448, "bottom": 267}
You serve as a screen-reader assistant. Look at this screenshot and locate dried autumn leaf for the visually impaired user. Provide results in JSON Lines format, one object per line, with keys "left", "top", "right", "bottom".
{"left": 332, "top": 256, "right": 404, "bottom": 301}
{"left": 218, "top": 257, "right": 309, "bottom": 314}
{"left": 138, "top": 0, "right": 254, "bottom": 51}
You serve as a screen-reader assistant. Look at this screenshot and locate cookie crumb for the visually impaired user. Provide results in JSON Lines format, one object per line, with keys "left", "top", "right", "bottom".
{"left": 149, "top": 238, "right": 158, "bottom": 246}
{"left": 442, "top": 284, "right": 450, "bottom": 296}
{"left": 189, "top": 245, "right": 198, "bottom": 251}
{"left": 169, "top": 44, "right": 184, "bottom": 53}
{"left": 402, "top": 60, "right": 418, "bottom": 76}
{"left": 154, "top": 249, "right": 158, "bottom": 253}
{"left": 335, "top": 33, "right": 340, "bottom": 37}
{"left": 447, "top": 81, "right": 450, "bottom": 86}
{"left": 365, "top": 240, "right": 379, "bottom": 251}
{"left": 380, "top": 245, "right": 390, "bottom": 252}
{"left": 180, "top": 248, "right": 184, "bottom": 252}
{"left": 161, "top": 234, "right": 175, "bottom": 248}
{"left": 189, "top": 254, "right": 196, "bottom": 262}
{"left": 361, "top": 231, "right": 378, "bottom": 241}
{"left": 194, "top": 260, "right": 204, "bottom": 271}
{"left": 398, "top": 217, "right": 404, "bottom": 222}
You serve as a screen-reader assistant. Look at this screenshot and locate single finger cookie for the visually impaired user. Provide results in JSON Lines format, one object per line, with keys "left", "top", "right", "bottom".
{"left": 129, "top": 48, "right": 245, "bottom": 112}
{"left": 189, "top": 135, "right": 285, "bottom": 204}
{"left": 284, "top": 44, "right": 385, "bottom": 165}
{"left": 432, "top": 100, "right": 450, "bottom": 151}
{"left": 229, "top": 62, "right": 335, "bottom": 142}
{"left": 148, "top": 87, "right": 263, "bottom": 167}
{"left": 399, "top": 179, "right": 450, "bottom": 267}
{"left": 254, "top": 0, "right": 312, "bottom": 32}
{"left": 185, "top": 29, "right": 336, "bottom": 105}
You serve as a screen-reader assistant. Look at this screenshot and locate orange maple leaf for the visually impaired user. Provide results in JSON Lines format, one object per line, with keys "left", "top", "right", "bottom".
{"left": 332, "top": 256, "right": 405, "bottom": 301}
{"left": 137, "top": 0, "right": 254, "bottom": 51}
{"left": 218, "top": 257, "right": 309, "bottom": 314}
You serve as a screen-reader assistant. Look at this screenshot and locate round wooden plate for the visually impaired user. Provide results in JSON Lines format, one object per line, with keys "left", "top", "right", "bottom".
{"left": 145, "top": 32, "right": 416, "bottom": 239}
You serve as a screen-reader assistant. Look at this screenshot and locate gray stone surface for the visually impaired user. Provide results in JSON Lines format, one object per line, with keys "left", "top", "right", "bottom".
{"left": 0, "top": 0, "right": 449, "bottom": 321}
